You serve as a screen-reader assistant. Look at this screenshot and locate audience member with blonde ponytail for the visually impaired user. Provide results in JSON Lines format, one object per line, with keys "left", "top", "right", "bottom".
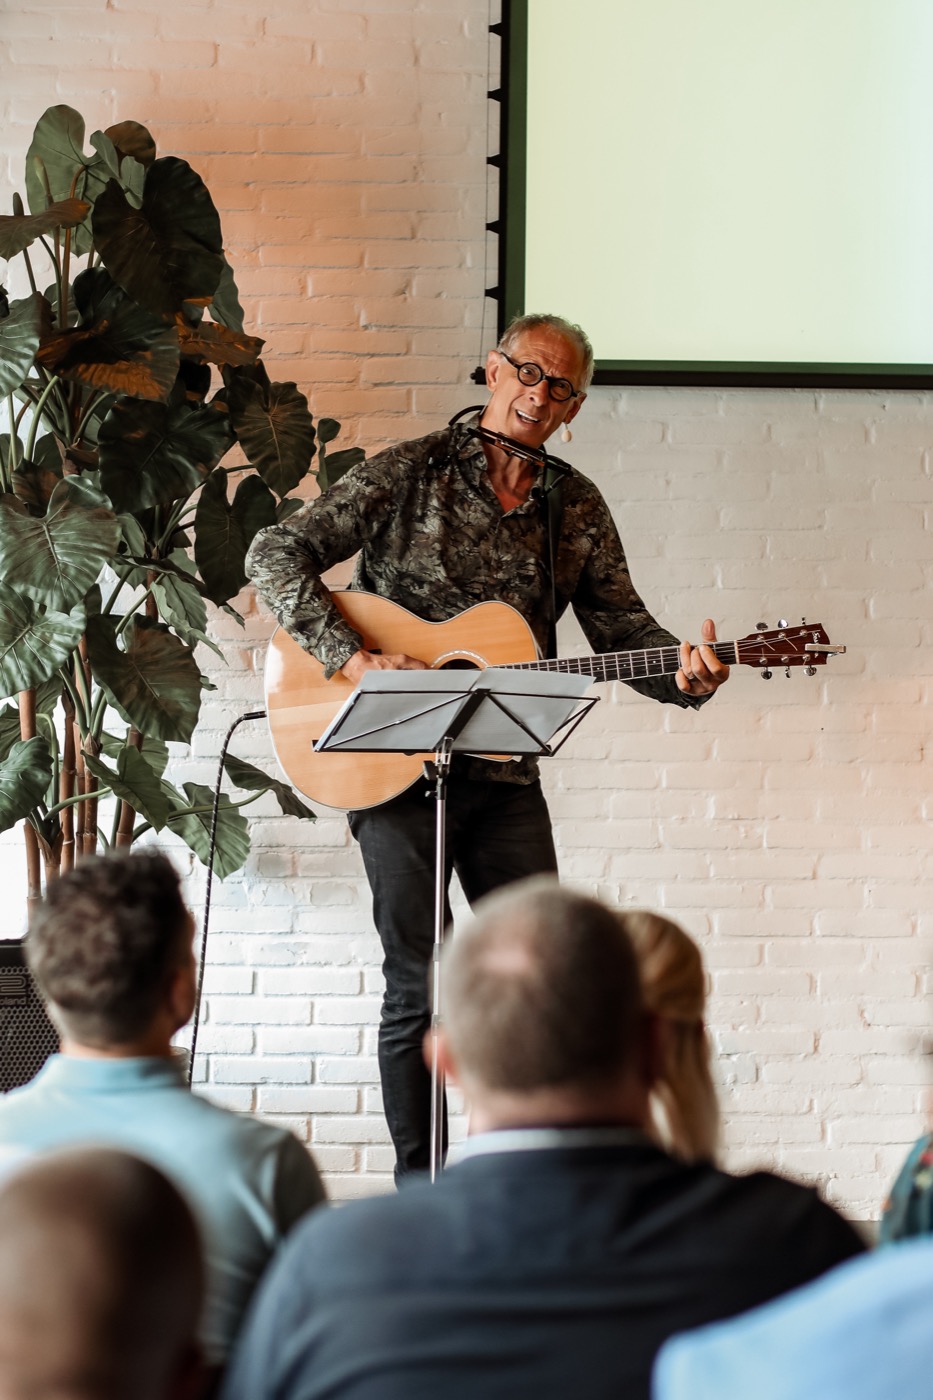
{"left": 625, "top": 911, "right": 720, "bottom": 1164}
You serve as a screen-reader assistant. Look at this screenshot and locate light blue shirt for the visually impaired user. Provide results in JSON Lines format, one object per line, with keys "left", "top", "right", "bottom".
{"left": 653, "top": 1238, "right": 933, "bottom": 1400}
{"left": 0, "top": 1056, "right": 326, "bottom": 1363}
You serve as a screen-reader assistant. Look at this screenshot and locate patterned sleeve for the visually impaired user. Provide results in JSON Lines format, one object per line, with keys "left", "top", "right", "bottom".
{"left": 246, "top": 448, "right": 400, "bottom": 679}
{"left": 564, "top": 479, "right": 707, "bottom": 709}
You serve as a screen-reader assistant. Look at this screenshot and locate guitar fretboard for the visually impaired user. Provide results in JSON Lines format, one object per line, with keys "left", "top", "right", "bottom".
{"left": 499, "top": 641, "right": 738, "bottom": 685}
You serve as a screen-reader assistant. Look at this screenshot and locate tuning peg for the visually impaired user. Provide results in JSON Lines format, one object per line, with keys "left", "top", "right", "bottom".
{"left": 785, "top": 667, "right": 791, "bottom": 678}
{"left": 761, "top": 668, "right": 772, "bottom": 680}
{"left": 756, "top": 621, "right": 767, "bottom": 631}
{"left": 777, "top": 618, "right": 788, "bottom": 629}
{"left": 805, "top": 665, "right": 816, "bottom": 677}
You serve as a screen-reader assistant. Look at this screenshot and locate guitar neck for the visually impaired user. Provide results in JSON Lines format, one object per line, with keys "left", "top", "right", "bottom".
{"left": 502, "top": 640, "right": 737, "bottom": 685}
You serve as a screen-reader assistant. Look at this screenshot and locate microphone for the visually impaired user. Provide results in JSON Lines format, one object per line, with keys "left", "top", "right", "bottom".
{"left": 447, "top": 406, "right": 573, "bottom": 483}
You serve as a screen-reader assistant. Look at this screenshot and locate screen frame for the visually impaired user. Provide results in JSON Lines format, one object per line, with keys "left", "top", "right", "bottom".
{"left": 498, "top": 0, "right": 933, "bottom": 389}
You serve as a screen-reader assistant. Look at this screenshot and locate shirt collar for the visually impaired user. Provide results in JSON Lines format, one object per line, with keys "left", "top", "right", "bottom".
{"left": 452, "top": 1124, "right": 653, "bottom": 1163}
{"left": 35, "top": 1054, "right": 186, "bottom": 1091}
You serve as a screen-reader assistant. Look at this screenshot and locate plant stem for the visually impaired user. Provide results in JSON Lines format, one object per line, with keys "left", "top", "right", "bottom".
{"left": 22, "top": 246, "right": 38, "bottom": 295}
{"left": 89, "top": 687, "right": 109, "bottom": 741}
{"left": 23, "top": 374, "right": 63, "bottom": 463}
{"left": 60, "top": 200, "right": 75, "bottom": 331}
{"left": 73, "top": 389, "right": 106, "bottom": 443}
{"left": 46, "top": 788, "right": 112, "bottom": 818}
{"left": 114, "top": 590, "right": 153, "bottom": 639}
{"left": 74, "top": 640, "right": 96, "bottom": 857}
{"left": 156, "top": 499, "right": 190, "bottom": 553}
{"left": 132, "top": 793, "right": 262, "bottom": 843}
{"left": 60, "top": 687, "right": 77, "bottom": 873}
{"left": 3, "top": 395, "right": 18, "bottom": 490}
{"left": 101, "top": 570, "right": 140, "bottom": 616}
{"left": 23, "top": 823, "right": 43, "bottom": 921}
{"left": 114, "top": 728, "right": 142, "bottom": 848}
{"left": 69, "top": 652, "right": 92, "bottom": 728}
{"left": 18, "top": 690, "right": 44, "bottom": 914}
{"left": 58, "top": 665, "right": 87, "bottom": 734}
{"left": 82, "top": 731, "right": 100, "bottom": 857}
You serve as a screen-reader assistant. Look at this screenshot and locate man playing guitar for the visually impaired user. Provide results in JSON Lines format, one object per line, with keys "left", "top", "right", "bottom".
{"left": 246, "top": 313, "right": 730, "bottom": 1179}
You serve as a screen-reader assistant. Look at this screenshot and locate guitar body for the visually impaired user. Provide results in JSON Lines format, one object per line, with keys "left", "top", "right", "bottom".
{"left": 264, "top": 592, "right": 540, "bottom": 811}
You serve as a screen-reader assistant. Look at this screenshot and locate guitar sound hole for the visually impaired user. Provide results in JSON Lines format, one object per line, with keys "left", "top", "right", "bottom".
{"left": 437, "top": 658, "right": 481, "bottom": 670}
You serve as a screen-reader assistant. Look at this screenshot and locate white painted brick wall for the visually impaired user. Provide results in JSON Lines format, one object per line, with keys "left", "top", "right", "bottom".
{"left": 2, "top": 1, "right": 930, "bottom": 1218}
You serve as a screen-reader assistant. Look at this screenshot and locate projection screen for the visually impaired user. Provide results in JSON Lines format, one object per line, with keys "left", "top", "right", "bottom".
{"left": 500, "top": 0, "right": 933, "bottom": 386}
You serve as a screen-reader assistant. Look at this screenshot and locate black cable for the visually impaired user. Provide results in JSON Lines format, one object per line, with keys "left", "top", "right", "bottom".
{"left": 186, "top": 708, "right": 267, "bottom": 1086}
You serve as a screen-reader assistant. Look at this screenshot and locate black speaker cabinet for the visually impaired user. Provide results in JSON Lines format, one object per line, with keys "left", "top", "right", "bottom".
{"left": 0, "top": 941, "right": 58, "bottom": 1093}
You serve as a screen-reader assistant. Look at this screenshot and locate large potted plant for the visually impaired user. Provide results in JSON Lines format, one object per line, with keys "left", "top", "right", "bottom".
{"left": 0, "top": 105, "right": 361, "bottom": 920}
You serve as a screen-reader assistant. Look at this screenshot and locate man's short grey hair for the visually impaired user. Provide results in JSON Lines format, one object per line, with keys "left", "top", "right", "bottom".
{"left": 497, "top": 313, "right": 595, "bottom": 390}
{"left": 441, "top": 877, "right": 642, "bottom": 1092}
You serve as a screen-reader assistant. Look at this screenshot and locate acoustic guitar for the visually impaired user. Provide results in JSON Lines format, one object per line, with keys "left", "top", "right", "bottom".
{"left": 263, "top": 592, "right": 844, "bottom": 812}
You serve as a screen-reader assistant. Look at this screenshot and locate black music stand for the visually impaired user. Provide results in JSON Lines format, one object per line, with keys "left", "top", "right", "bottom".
{"left": 314, "top": 668, "right": 596, "bottom": 1180}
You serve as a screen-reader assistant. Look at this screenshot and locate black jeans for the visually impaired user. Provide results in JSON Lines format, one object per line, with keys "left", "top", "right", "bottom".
{"left": 349, "top": 772, "right": 558, "bottom": 1179}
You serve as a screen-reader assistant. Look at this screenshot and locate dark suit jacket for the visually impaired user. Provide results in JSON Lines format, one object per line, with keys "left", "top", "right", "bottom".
{"left": 221, "top": 1132, "right": 864, "bottom": 1400}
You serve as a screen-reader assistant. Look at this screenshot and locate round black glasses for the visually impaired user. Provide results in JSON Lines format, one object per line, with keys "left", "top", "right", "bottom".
{"left": 498, "top": 351, "right": 582, "bottom": 403}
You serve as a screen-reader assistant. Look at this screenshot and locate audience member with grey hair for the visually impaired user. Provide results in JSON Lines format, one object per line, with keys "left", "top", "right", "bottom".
{"left": 0, "top": 850, "right": 326, "bottom": 1370}
{"left": 0, "top": 1147, "right": 205, "bottom": 1400}
{"left": 221, "top": 879, "right": 862, "bottom": 1400}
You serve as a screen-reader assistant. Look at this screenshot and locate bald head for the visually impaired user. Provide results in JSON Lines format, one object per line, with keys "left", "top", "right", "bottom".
{"left": 0, "top": 1149, "right": 205, "bottom": 1400}
{"left": 441, "top": 878, "right": 644, "bottom": 1096}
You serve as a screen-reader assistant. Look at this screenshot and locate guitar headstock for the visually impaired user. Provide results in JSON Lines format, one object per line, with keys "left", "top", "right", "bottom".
{"left": 735, "top": 620, "right": 845, "bottom": 679}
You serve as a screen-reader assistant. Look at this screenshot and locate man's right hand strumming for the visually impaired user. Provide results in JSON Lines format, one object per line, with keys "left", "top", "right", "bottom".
{"left": 340, "top": 650, "right": 429, "bottom": 685}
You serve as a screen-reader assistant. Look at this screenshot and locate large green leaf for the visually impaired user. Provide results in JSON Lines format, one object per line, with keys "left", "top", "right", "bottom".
{"left": 100, "top": 729, "right": 169, "bottom": 778}
{"left": 175, "top": 313, "right": 262, "bottom": 368}
{"left": 11, "top": 434, "right": 64, "bottom": 513}
{"left": 37, "top": 267, "right": 179, "bottom": 403}
{"left": 0, "top": 737, "right": 53, "bottom": 834}
{"left": 85, "top": 614, "right": 202, "bottom": 743}
{"left": 0, "top": 677, "right": 61, "bottom": 763}
{"left": 316, "top": 417, "right": 341, "bottom": 447}
{"left": 97, "top": 390, "right": 235, "bottom": 514}
{"left": 225, "top": 369, "right": 316, "bottom": 497}
{"left": 0, "top": 199, "right": 90, "bottom": 260}
{"left": 194, "top": 471, "right": 277, "bottom": 605}
{"left": 0, "top": 588, "right": 85, "bottom": 699}
{"left": 23, "top": 106, "right": 110, "bottom": 256}
{"left": 318, "top": 446, "right": 365, "bottom": 492}
{"left": 93, "top": 157, "right": 224, "bottom": 319}
{"left": 25, "top": 106, "right": 92, "bottom": 210}
{"left": 0, "top": 706, "right": 21, "bottom": 764}
{"left": 87, "top": 129, "right": 147, "bottom": 209}
{"left": 114, "top": 513, "right": 150, "bottom": 585}
{"left": 163, "top": 779, "right": 250, "bottom": 877}
{"left": 223, "top": 753, "right": 316, "bottom": 821}
{"left": 150, "top": 550, "right": 221, "bottom": 656}
{"left": 83, "top": 746, "right": 169, "bottom": 831}
{"left": 315, "top": 416, "right": 364, "bottom": 491}
{"left": 210, "top": 253, "right": 245, "bottom": 333}
{"left": 0, "top": 293, "right": 44, "bottom": 397}
{"left": 0, "top": 476, "right": 119, "bottom": 612}
{"left": 104, "top": 121, "right": 156, "bottom": 169}
{"left": 275, "top": 497, "right": 306, "bottom": 524}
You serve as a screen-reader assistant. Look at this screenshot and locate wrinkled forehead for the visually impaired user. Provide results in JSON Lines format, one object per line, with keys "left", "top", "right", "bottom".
{"left": 509, "top": 330, "right": 586, "bottom": 384}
